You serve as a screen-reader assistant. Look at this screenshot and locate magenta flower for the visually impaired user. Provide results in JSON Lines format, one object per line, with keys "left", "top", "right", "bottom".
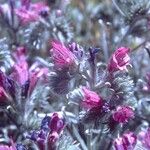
{"left": 82, "top": 87, "right": 103, "bottom": 110}
{"left": 9, "top": 47, "right": 49, "bottom": 98}
{"left": 11, "top": 61, "right": 29, "bottom": 86}
{"left": 0, "top": 145, "right": 16, "bottom": 150}
{"left": 0, "top": 141, "right": 16, "bottom": 150}
{"left": 51, "top": 41, "right": 76, "bottom": 70}
{"left": 15, "top": 2, "right": 49, "bottom": 25}
{"left": 49, "top": 113, "right": 65, "bottom": 134}
{"left": 10, "top": 47, "right": 28, "bottom": 85}
{"left": 48, "top": 113, "right": 65, "bottom": 146}
{"left": 29, "top": 67, "right": 48, "bottom": 94}
{"left": 113, "top": 106, "right": 134, "bottom": 123}
{"left": 28, "top": 113, "right": 65, "bottom": 150}
{"left": 114, "top": 132, "right": 137, "bottom": 150}
{"left": 108, "top": 47, "right": 130, "bottom": 72}
{"left": 138, "top": 128, "right": 150, "bottom": 149}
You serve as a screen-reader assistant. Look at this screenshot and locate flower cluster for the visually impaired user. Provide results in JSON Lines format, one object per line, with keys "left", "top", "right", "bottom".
{"left": 81, "top": 87, "right": 103, "bottom": 110}
{"left": 0, "top": 0, "right": 150, "bottom": 150}
{"left": 27, "top": 113, "right": 65, "bottom": 150}
{"left": 15, "top": 1, "right": 49, "bottom": 25}
{"left": 108, "top": 47, "right": 130, "bottom": 73}
{"left": 113, "top": 106, "right": 134, "bottom": 123}
{"left": 114, "top": 132, "right": 137, "bottom": 150}
{"left": 50, "top": 41, "right": 77, "bottom": 70}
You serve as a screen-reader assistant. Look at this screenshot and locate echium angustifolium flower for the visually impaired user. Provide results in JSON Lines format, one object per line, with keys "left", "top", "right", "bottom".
{"left": 0, "top": 145, "right": 16, "bottom": 150}
{"left": 113, "top": 106, "right": 134, "bottom": 123}
{"left": 114, "top": 132, "right": 137, "bottom": 150}
{"left": 81, "top": 87, "right": 103, "bottom": 110}
{"left": 27, "top": 113, "right": 65, "bottom": 150}
{"left": 1, "top": 0, "right": 150, "bottom": 149}
{"left": 15, "top": 1, "right": 50, "bottom": 25}
{"left": 108, "top": 47, "right": 130, "bottom": 73}
{"left": 50, "top": 41, "right": 77, "bottom": 70}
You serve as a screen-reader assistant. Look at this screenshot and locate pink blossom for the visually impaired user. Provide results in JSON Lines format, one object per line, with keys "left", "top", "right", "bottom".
{"left": 0, "top": 142, "right": 16, "bottom": 150}
{"left": 15, "top": 2, "right": 49, "bottom": 25}
{"left": 10, "top": 47, "right": 28, "bottom": 85}
{"left": 138, "top": 128, "right": 150, "bottom": 149}
{"left": 11, "top": 61, "right": 29, "bottom": 86}
{"left": 11, "top": 47, "right": 48, "bottom": 90}
{"left": 51, "top": 41, "right": 76, "bottom": 69}
{"left": 0, "top": 146, "right": 15, "bottom": 150}
{"left": 48, "top": 113, "right": 65, "bottom": 145}
{"left": 108, "top": 47, "right": 130, "bottom": 72}
{"left": 29, "top": 67, "right": 49, "bottom": 94}
{"left": 113, "top": 106, "right": 134, "bottom": 123}
{"left": 49, "top": 113, "right": 65, "bottom": 134}
{"left": 114, "top": 132, "right": 137, "bottom": 150}
{"left": 82, "top": 87, "right": 102, "bottom": 110}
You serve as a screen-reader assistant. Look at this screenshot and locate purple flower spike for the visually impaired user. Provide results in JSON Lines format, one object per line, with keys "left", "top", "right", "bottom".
{"left": 82, "top": 87, "right": 103, "bottom": 110}
{"left": 49, "top": 113, "right": 65, "bottom": 134}
{"left": 113, "top": 106, "right": 134, "bottom": 123}
{"left": 0, "top": 141, "right": 17, "bottom": 150}
{"left": 0, "top": 145, "right": 16, "bottom": 150}
{"left": 114, "top": 132, "right": 137, "bottom": 150}
{"left": 15, "top": 2, "right": 49, "bottom": 25}
{"left": 108, "top": 47, "right": 130, "bottom": 72}
{"left": 69, "top": 42, "right": 84, "bottom": 60}
{"left": 51, "top": 41, "right": 77, "bottom": 70}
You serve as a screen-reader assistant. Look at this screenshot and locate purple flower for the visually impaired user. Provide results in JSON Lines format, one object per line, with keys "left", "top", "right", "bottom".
{"left": 0, "top": 146, "right": 16, "bottom": 150}
{"left": 10, "top": 47, "right": 28, "bottom": 85}
{"left": 27, "top": 113, "right": 65, "bottom": 150}
{"left": 11, "top": 61, "right": 29, "bottom": 86}
{"left": 82, "top": 87, "right": 103, "bottom": 110}
{"left": 49, "top": 113, "right": 65, "bottom": 134}
{"left": 51, "top": 41, "right": 77, "bottom": 70}
{"left": 47, "top": 113, "right": 65, "bottom": 149}
{"left": 69, "top": 42, "right": 84, "bottom": 60}
{"left": 114, "top": 132, "right": 137, "bottom": 150}
{"left": 138, "top": 128, "right": 150, "bottom": 149}
{"left": 10, "top": 47, "right": 49, "bottom": 94}
{"left": 108, "top": 47, "right": 130, "bottom": 72}
{"left": 15, "top": 2, "right": 49, "bottom": 25}
{"left": 28, "top": 66, "right": 48, "bottom": 94}
{"left": 0, "top": 141, "right": 17, "bottom": 150}
{"left": 113, "top": 106, "right": 134, "bottom": 123}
